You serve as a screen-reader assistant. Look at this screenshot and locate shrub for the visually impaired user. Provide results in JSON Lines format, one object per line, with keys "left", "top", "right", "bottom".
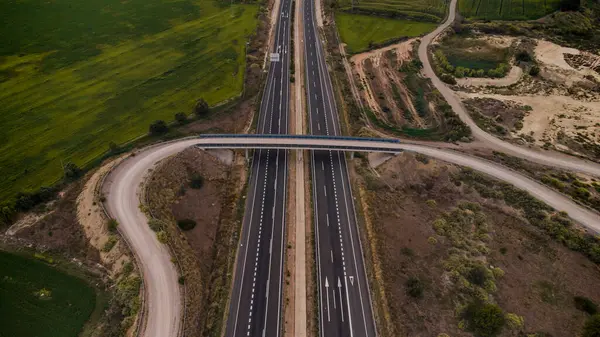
{"left": 174, "top": 112, "right": 187, "bottom": 124}
{"left": 64, "top": 162, "right": 82, "bottom": 179}
{"left": 107, "top": 218, "right": 119, "bottom": 232}
{"left": 575, "top": 296, "right": 598, "bottom": 315}
{"left": 102, "top": 236, "right": 118, "bottom": 252}
{"left": 529, "top": 66, "right": 540, "bottom": 76}
{"left": 177, "top": 219, "right": 197, "bottom": 231}
{"left": 149, "top": 120, "right": 168, "bottom": 135}
{"left": 582, "top": 314, "right": 600, "bottom": 337}
{"left": 156, "top": 230, "right": 168, "bottom": 243}
{"left": 406, "top": 277, "right": 424, "bottom": 298}
{"left": 515, "top": 50, "right": 532, "bottom": 62}
{"left": 189, "top": 173, "right": 204, "bottom": 189}
{"left": 505, "top": 313, "right": 524, "bottom": 330}
{"left": 148, "top": 219, "right": 163, "bottom": 232}
{"left": 462, "top": 302, "right": 505, "bottom": 337}
{"left": 194, "top": 98, "right": 210, "bottom": 116}
{"left": 440, "top": 73, "right": 457, "bottom": 85}
{"left": 468, "top": 264, "right": 490, "bottom": 286}
{"left": 401, "top": 247, "right": 414, "bottom": 256}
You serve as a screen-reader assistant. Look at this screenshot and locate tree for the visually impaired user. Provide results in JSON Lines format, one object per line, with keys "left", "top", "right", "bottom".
{"left": 463, "top": 302, "right": 505, "bottom": 337}
{"left": 108, "top": 141, "right": 120, "bottom": 154}
{"left": 64, "top": 162, "right": 82, "bottom": 179}
{"left": 582, "top": 314, "right": 600, "bottom": 337}
{"left": 149, "top": 120, "right": 168, "bottom": 135}
{"left": 174, "top": 112, "right": 187, "bottom": 125}
{"left": 194, "top": 98, "right": 210, "bottom": 116}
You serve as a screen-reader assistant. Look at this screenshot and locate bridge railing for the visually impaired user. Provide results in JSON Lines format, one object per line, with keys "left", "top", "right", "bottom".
{"left": 196, "top": 142, "right": 403, "bottom": 153}
{"left": 198, "top": 133, "right": 401, "bottom": 144}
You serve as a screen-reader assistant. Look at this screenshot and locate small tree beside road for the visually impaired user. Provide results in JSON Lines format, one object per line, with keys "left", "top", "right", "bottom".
{"left": 194, "top": 98, "right": 210, "bottom": 116}
{"left": 149, "top": 120, "right": 168, "bottom": 135}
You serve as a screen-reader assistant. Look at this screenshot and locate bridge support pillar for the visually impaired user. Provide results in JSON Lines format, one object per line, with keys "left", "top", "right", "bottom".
{"left": 350, "top": 151, "right": 354, "bottom": 159}
{"left": 245, "top": 149, "right": 249, "bottom": 164}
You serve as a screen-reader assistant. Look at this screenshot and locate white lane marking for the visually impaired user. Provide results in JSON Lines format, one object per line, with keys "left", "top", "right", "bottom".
{"left": 323, "top": 185, "right": 326, "bottom": 197}
{"left": 325, "top": 277, "right": 331, "bottom": 322}
{"left": 321, "top": 161, "right": 324, "bottom": 171}
{"left": 338, "top": 277, "right": 345, "bottom": 322}
{"left": 330, "top": 250, "right": 333, "bottom": 263}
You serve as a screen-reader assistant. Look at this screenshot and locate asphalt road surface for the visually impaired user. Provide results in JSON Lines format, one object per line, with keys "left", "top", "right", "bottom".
{"left": 302, "top": 0, "right": 377, "bottom": 335}
{"left": 419, "top": 0, "right": 600, "bottom": 178}
{"left": 223, "top": 0, "right": 291, "bottom": 335}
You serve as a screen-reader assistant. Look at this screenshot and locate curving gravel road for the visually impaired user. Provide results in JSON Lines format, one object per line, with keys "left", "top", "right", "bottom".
{"left": 418, "top": 0, "right": 600, "bottom": 177}
{"left": 102, "top": 139, "right": 202, "bottom": 337}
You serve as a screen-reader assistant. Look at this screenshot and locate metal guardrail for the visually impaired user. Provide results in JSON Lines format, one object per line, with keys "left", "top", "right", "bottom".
{"left": 198, "top": 133, "right": 401, "bottom": 143}
{"left": 196, "top": 143, "right": 403, "bottom": 153}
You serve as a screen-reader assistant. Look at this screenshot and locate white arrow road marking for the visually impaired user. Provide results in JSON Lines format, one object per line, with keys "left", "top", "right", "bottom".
{"left": 349, "top": 276, "right": 354, "bottom": 286}
{"left": 325, "top": 277, "right": 331, "bottom": 322}
{"left": 338, "top": 277, "right": 344, "bottom": 322}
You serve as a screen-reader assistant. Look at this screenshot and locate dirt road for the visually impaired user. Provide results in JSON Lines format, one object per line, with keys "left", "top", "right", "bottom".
{"left": 102, "top": 139, "right": 204, "bottom": 337}
{"left": 418, "top": 0, "right": 600, "bottom": 177}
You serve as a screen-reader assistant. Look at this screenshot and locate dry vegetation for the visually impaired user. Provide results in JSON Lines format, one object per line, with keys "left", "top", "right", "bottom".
{"left": 345, "top": 38, "right": 471, "bottom": 141}
{"left": 145, "top": 147, "right": 247, "bottom": 337}
{"left": 351, "top": 152, "right": 600, "bottom": 337}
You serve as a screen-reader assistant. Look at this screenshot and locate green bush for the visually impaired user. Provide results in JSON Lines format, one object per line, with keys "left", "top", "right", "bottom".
{"left": 102, "top": 236, "right": 118, "bottom": 252}
{"left": 174, "top": 112, "right": 187, "bottom": 124}
{"left": 529, "top": 65, "right": 540, "bottom": 76}
{"left": 107, "top": 218, "right": 119, "bottom": 232}
{"left": 148, "top": 219, "right": 163, "bottom": 232}
{"left": 406, "top": 277, "right": 424, "bottom": 298}
{"left": 149, "top": 120, "right": 168, "bottom": 135}
{"left": 575, "top": 296, "right": 598, "bottom": 315}
{"left": 462, "top": 302, "right": 505, "bottom": 337}
{"left": 582, "top": 314, "right": 600, "bottom": 337}
{"left": 177, "top": 219, "right": 197, "bottom": 231}
{"left": 194, "top": 98, "right": 210, "bottom": 116}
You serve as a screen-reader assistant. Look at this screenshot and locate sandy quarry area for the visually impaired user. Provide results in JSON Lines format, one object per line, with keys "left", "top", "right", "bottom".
{"left": 456, "top": 38, "right": 600, "bottom": 159}
{"left": 535, "top": 40, "right": 600, "bottom": 85}
{"left": 458, "top": 92, "right": 600, "bottom": 151}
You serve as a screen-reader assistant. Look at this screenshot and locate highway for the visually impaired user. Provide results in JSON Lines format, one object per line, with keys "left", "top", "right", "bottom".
{"left": 223, "top": 0, "right": 291, "bottom": 334}
{"left": 302, "top": 0, "right": 378, "bottom": 335}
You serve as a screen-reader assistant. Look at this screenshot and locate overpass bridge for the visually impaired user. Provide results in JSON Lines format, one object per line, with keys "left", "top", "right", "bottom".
{"left": 196, "top": 134, "right": 403, "bottom": 153}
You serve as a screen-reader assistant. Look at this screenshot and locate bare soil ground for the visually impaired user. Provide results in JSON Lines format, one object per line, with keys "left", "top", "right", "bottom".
{"left": 350, "top": 39, "right": 428, "bottom": 128}
{"left": 10, "top": 179, "right": 99, "bottom": 261}
{"left": 454, "top": 38, "right": 600, "bottom": 161}
{"left": 352, "top": 152, "right": 600, "bottom": 337}
{"left": 146, "top": 146, "right": 247, "bottom": 337}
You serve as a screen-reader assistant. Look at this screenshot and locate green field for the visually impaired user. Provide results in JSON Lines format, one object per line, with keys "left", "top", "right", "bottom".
{"left": 0, "top": 0, "right": 258, "bottom": 201}
{"left": 337, "top": 0, "right": 447, "bottom": 22}
{"left": 336, "top": 13, "right": 438, "bottom": 53}
{"left": 0, "top": 251, "right": 97, "bottom": 337}
{"left": 458, "top": 0, "right": 562, "bottom": 20}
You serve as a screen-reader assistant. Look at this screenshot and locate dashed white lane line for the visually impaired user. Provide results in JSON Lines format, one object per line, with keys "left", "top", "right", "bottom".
{"left": 247, "top": 149, "right": 270, "bottom": 336}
